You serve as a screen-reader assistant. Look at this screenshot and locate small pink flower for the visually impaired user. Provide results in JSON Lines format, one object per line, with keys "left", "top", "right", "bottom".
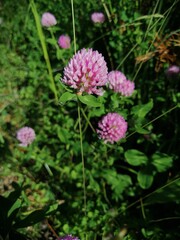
{"left": 119, "top": 79, "right": 135, "bottom": 97}
{"left": 108, "top": 71, "right": 126, "bottom": 92}
{"left": 16, "top": 127, "right": 36, "bottom": 147}
{"left": 166, "top": 65, "right": 180, "bottom": 77}
{"left": 58, "top": 35, "right": 71, "bottom": 49}
{"left": 91, "top": 12, "right": 105, "bottom": 23}
{"left": 97, "top": 113, "right": 128, "bottom": 144}
{"left": 62, "top": 48, "right": 108, "bottom": 95}
{"left": 57, "top": 235, "right": 79, "bottom": 240}
{"left": 41, "top": 12, "right": 57, "bottom": 27}
{"left": 108, "top": 70, "right": 135, "bottom": 96}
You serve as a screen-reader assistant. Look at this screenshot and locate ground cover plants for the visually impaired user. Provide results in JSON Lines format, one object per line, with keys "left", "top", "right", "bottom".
{"left": 0, "top": 0, "right": 180, "bottom": 239}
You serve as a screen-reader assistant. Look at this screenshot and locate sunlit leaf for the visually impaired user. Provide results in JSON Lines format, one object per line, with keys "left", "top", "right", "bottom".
{"left": 131, "top": 99, "right": 153, "bottom": 118}
{"left": 59, "top": 92, "right": 76, "bottom": 103}
{"left": 152, "top": 153, "right": 173, "bottom": 172}
{"left": 138, "top": 168, "right": 154, "bottom": 189}
{"left": 78, "top": 95, "right": 102, "bottom": 107}
{"left": 125, "top": 149, "right": 148, "bottom": 166}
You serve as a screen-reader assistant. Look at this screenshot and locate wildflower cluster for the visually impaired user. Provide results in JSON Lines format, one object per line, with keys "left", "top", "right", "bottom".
{"left": 41, "top": 12, "right": 71, "bottom": 49}
{"left": 61, "top": 47, "right": 134, "bottom": 143}
{"left": 40, "top": 12, "right": 134, "bottom": 144}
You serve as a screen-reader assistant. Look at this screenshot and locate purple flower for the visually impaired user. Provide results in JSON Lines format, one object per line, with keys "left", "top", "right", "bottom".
{"left": 91, "top": 12, "right": 105, "bottom": 23}
{"left": 108, "top": 70, "right": 135, "bottom": 96}
{"left": 97, "top": 113, "right": 128, "bottom": 144}
{"left": 108, "top": 71, "right": 126, "bottom": 92}
{"left": 58, "top": 35, "right": 71, "bottom": 49}
{"left": 16, "top": 127, "right": 36, "bottom": 147}
{"left": 57, "top": 235, "right": 80, "bottom": 240}
{"left": 119, "top": 79, "right": 135, "bottom": 97}
{"left": 62, "top": 48, "right": 108, "bottom": 95}
{"left": 166, "top": 65, "right": 180, "bottom": 77}
{"left": 41, "top": 12, "right": 57, "bottom": 27}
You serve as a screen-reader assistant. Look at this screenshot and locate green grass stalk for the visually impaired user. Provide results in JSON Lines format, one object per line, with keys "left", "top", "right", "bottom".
{"left": 71, "top": 0, "right": 76, "bottom": 53}
{"left": 126, "top": 104, "right": 179, "bottom": 139}
{"left": 71, "top": 1, "right": 87, "bottom": 238}
{"left": 30, "top": 0, "right": 58, "bottom": 103}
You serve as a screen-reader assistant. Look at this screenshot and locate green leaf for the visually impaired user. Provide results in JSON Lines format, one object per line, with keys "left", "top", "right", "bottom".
{"left": 145, "top": 178, "right": 180, "bottom": 204}
{"left": 8, "top": 199, "right": 21, "bottom": 218}
{"left": 57, "top": 128, "right": 71, "bottom": 143}
{"left": 137, "top": 168, "right": 154, "bottom": 189}
{"left": 135, "top": 13, "right": 164, "bottom": 21}
{"left": 89, "top": 174, "right": 100, "bottom": 193}
{"left": 102, "top": 170, "right": 132, "bottom": 200}
{"left": 125, "top": 149, "right": 148, "bottom": 166}
{"left": 14, "top": 203, "right": 59, "bottom": 228}
{"left": 56, "top": 49, "right": 63, "bottom": 60}
{"left": 152, "top": 153, "right": 173, "bottom": 172}
{"left": 46, "top": 38, "right": 57, "bottom": 45}
{"left": 14, "top": 209, "right": 46, "bottom": 228}
{"left": 131, "top": 99, "right": 153, "bottom": 118}
{"left": 59, "top": 92, "right": 76, "bottom": 104}
{"left": 0, "top": 133, "right": 4, "bottom": 143}
{"left": 135, "top": 125, "right": 150, "bottom": 134}
{"left": 78, "top": 95, "right": 102, "bottom": 107}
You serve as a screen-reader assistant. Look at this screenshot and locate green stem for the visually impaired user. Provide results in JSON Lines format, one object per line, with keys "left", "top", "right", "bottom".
{"left": 48, "top": 28, "right": 66, "bottom": 64}
{"left": 71, "top": 0, "right": 76, "bottom": 53}
{"left": 140, "top": 198, "right": 146, "bottom": 219}
{"left": 30, "top": 0, "right": 58, "bottom": 103}
{"left": 81, "top": 108, "right": 96, "bottom": 133}
{"left": 126, "top": 104, "right": 178, "bottom": 139}
{"left": 78, "top": 100, "right": 87, "bottom": 216}
{"left": 119, "top": 176, "right": 180, "bottom": 214}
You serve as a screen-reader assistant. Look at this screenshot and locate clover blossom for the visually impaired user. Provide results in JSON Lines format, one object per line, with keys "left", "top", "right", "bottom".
{"left": 97, "top": 113, "right": 128, "bottom": 144}
{"left": 119, "top": 79, "right": 135, "bottom": 96}
{"left": 91, "top": 12, "right": 105, "bottom": 23}
{"left": 57, "top": 234, "right": 80, "bottom": 240}
{"left": 58, "top": 35, "right": 71, "bottom": 49}
{"left": 62, "top": 48, "right": 108, "bottom": 95}
{"left": 166, "top": 65, "right": 180, "bottom": 77}
{"left": 108, "top": 70, "right": 135, "bottom": 96}
{"left": 16, "top": 127, "right": 36, "bottom": 147}
{"left": 108, "top": 70, "right": 126, "bottom": 92}
{"left": 41, "top": 12, "right": 57, "bottom": 27}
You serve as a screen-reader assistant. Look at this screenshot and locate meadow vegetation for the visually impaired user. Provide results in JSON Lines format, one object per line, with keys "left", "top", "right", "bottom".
{"left": 0, "top": 0, "right": 180, "bottom": 239}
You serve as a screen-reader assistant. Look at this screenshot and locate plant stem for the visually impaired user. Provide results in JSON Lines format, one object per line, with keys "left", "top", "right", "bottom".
{"left": 71, "top": 0, "right": 76, "bottom": 53}
{"left": 78, "top": 101, "right": 87, "bottom": 216}
{"left": 126, "top": 104, "right": 178, "bottom": 139}
{"left": 30, "top": 0, "right": 58, "bottom": 103}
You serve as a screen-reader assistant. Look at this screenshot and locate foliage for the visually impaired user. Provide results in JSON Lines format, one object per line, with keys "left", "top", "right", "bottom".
{"left": 0, "top": 0, "right": 180, "bottom": 239}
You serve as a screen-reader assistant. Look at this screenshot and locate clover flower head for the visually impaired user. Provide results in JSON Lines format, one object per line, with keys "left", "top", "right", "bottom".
{"left": 108, "top": 70, "right": 127, "bottom": 92}
{"left": 57, "top": 235, "right": 80, "bottom": 240}
{"left": 16, "top": 127, "right": 35, "bottom": 147}
{"left": 62, "top": 48, "right": 108, "bottom": 95}
{"left": 166, "top": 65, "right": 180, "bottom": 77}
{"left": 108, "top": 70, "right": 135, "bottom": 96}
{"left": 91, "top": 12, "right": 105, "bottom": 23}
{"left": 97, "top": 113, "right": 128, "bottom": 144}
{"left": 58, "top": 35, "right": 71, "bottom": 49}
{"left": 41, "top": 12, "right": 57, "bottom": 27}
{"left": 119, "top": 79, "right": 135, "bottom": 96}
